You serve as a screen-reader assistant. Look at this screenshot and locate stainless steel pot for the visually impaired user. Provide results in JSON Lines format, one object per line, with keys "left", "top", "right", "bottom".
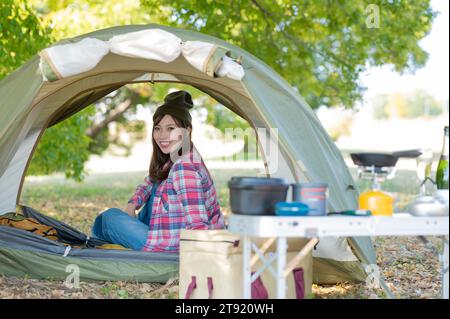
{"left": 408, "top": 195, "right": 449, "bottom": 216}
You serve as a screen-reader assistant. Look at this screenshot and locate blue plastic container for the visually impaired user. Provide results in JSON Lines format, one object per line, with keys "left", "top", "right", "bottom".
{"left": 275, "top": 202, "right": 310, "bottom": 216}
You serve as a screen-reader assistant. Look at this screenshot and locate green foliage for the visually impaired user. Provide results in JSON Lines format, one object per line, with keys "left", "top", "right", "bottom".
{"left": 142, "top": 0, "right": 435, "bottom": 109}
{"left": 29, "top": 0, "right": 152, "bottom": 40}
{"left": 406, "top": 90, "right": 445, "bottom": 118}
{"left": 372, "top": 94, "right": 390, "bottom": 120}
{"left": 27, "top": 108, "right": 94, "bottom": 181}
{"left": 204, "top": 103, "right": 260, "bottom": 160}
{"left": 205, "top": 104, "right": 249, "bottom": 133}
{"left": 3, "top": 0, "right": 436, "bottom": 181}
{"left": 373, "top": 90, "right": 444, "bottom": 119}
{"left": 0, "top": 0, "right": 52, "bottom": 79}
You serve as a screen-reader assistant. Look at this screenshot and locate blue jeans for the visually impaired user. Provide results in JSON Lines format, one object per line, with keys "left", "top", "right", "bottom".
{"left": 91, "top": 207, "right": 149, "bottom": 251}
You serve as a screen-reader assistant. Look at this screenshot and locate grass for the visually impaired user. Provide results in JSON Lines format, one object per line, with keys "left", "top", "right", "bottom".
{"left": 3, "top": 167, "right": 442, "bottom": 299}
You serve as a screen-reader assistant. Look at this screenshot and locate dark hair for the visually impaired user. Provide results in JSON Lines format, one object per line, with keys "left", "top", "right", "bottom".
{"left": 149, "top": 114, "right": 193, "bottom": 183}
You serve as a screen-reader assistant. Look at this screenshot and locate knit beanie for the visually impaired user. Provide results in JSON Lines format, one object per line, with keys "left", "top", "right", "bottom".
{"left": 153, "top": 90, "right": 194, "bottom": 124}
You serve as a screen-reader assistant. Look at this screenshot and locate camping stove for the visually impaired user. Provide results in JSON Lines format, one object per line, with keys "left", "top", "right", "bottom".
{"left": 350, "top": 150, "right": 422, "bottom": 216}
{"left": 356, "top": 165, "right": 395, "bottom": 216}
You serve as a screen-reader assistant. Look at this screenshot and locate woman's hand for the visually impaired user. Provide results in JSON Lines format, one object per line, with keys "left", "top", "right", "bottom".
{"left": 125, "top": 203, "right": 136, "bottom": 218}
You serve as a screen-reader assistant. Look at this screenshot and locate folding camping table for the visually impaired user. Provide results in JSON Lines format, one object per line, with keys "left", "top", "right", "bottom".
{"left": 228, "top": 213, "right": 449, "bottom": 299}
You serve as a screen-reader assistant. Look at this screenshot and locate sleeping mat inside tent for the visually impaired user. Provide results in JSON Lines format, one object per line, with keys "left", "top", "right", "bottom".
{"left": 0, "top": 205, "right": 178, "bottom": 282}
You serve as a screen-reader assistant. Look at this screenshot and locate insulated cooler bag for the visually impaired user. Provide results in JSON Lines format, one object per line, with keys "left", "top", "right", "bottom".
{"left": 179, "top": 229, "right": 313, "bottom": 299}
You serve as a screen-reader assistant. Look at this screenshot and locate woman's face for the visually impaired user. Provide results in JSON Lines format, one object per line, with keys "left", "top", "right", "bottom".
{"left": 153, "top": 114, "right": 191, "bottom": 154}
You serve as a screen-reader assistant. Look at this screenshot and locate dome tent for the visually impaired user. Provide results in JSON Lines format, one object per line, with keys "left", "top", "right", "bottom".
{"left": 0, "top": 24, "right": 376, "bottom": 287}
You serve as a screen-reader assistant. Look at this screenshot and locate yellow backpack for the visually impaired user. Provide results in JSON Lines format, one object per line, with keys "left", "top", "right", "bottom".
{"left": 0, "top": 212, "right": 59, "bottom": 241}
{"left": 1, "top": 210, "right": 130, "bottom": 250}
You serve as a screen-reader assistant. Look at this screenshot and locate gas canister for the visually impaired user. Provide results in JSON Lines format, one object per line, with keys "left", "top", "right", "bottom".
{"left": 359, "top": 190, "right": 393, "bottom": 216}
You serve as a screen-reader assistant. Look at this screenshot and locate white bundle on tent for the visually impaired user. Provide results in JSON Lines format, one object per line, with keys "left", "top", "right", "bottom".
{"left": 108, "top": 29, "right": 182, "bottom": 62}
{"left": 39, "top": 38, "right": 109, "bottom": 81}
{"left": 38, "top": 29, "right": 245, "bottom": 82}
{"left": 215, "top": 55, "right": 245, "bottom": 81}
{"left": 182, "top": 41, "right": 218, "bottom": 75}
{"left": 182, "top": 41, "right": 244, "bottom": 80}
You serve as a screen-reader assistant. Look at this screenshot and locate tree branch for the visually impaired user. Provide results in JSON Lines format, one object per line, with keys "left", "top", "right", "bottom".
{"left": 250, "top": 0, "right": 353, "bottom": 72}
{"left": 86, "top": 99, "right": 133, "bottom": 139}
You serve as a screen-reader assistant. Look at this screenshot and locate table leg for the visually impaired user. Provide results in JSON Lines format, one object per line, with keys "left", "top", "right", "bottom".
{"left": 443, "top": 236, "right": 448, "bottom": 299}
{"left": 276, "top": 237, "right": 287, "bottom": 299}
{"left": 243, "top": 235, "right": 252, "bottom": 299}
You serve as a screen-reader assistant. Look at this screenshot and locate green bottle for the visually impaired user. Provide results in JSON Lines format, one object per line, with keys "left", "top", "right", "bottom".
{"left": 436, "top": 126, "right": 449, "bottom": 190}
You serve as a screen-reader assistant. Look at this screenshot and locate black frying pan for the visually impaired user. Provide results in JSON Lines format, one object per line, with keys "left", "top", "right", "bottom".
{"left": 350, "top": 149, "right": 422, "bottom": 168}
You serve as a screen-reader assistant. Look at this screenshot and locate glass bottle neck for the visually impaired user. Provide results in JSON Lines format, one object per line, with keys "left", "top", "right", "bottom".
{"left": 441, "top": 133, "right": 449, "bottom": 157}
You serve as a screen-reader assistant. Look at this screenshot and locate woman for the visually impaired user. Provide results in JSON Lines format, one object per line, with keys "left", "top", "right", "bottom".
{"left": 92, "top": 90, "right": 225, "bottom": 252}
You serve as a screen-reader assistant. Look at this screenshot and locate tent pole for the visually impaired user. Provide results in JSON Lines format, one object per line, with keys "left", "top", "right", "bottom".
{"left": 378, "top": 277, "right": 395, "bottom": 299}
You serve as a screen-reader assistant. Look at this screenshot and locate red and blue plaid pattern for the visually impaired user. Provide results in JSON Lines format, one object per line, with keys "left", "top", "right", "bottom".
{"left": 129, "top": 151, "right": 225, "bottom": 252}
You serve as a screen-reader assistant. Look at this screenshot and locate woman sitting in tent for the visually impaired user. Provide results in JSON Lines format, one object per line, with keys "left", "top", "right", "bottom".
{"left": 92, "top": 90, "right": 225, "bottom": 252}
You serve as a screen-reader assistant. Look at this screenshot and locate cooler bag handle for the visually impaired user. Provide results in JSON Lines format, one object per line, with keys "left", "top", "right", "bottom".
{"left": 207, "top": 277, "right": 214, "bottom": 299}
{"left": 293, "top": 267, "right": 305, "bottom": 299}
{"left": 251, "top": 272, "right": 269, "bottom": 299}
{"left": 184, "top": 276, "right": 214, "bottom": 299}
{"left": 184, "top": 276, "right": 197, "bottom": 299}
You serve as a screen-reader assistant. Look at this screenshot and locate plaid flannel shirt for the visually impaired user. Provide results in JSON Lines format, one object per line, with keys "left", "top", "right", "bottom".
{"left": 128, "top": 150, "right": 225, "bottom": 252}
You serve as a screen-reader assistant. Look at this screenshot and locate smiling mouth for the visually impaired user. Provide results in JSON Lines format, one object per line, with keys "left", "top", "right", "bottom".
{"left": 159, "top": 141, "right": 173, "bottom": 148}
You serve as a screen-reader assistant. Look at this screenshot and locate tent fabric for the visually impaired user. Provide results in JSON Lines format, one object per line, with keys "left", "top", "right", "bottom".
{"left": 0, "top": 226, "right": 179, "bottom": 264}
{"left": 38, "top": 28, "right": 244, "bottom": 82}
{"left": 313, "top": 257, "right": 367, "bottom": 284}
{"left": 0, "top": 246, "right": 178, "bottom": 282}
{"left": 311, "top": 236, "right": 358, "bottom": 262}
{"left": 0, "top": 24, "right": 376, "bottom": 284}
